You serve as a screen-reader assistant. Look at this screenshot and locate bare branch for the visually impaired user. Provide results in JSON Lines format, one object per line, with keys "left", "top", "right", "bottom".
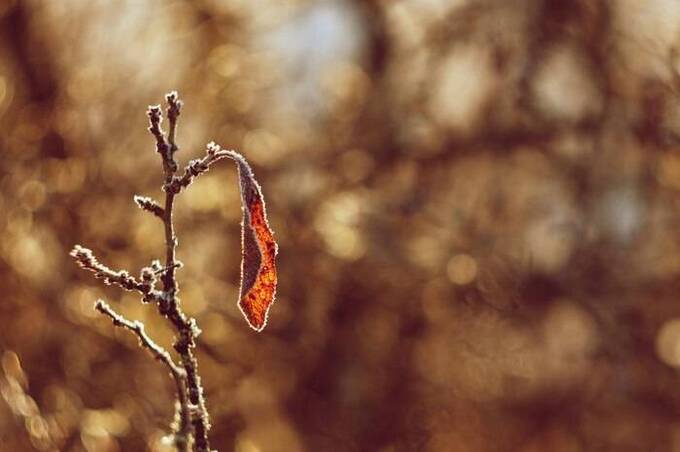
{"left": 74, "top": 92, "right": 216, "bottom": 451}
{"left": 70, "top": 245, "right": 161, "bottom": 303}
{"left": 94, "top": 299, "right": 185, "bottom": 378}
{"left": 94, "top": 300, "right": 192, "bottom": 449}
{"left": 151, "top": 94, "right": 213, "bottom": 451}
{"left": 165, "top": 142, "right": 242, "bottom": 194}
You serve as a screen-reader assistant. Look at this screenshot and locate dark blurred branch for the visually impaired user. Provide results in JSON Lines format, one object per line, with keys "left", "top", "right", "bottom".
{"left": 1, "top": 351, "right": 58, "bottom": 450}
{"left": 0, "top": 1, "right": 57, "bottom": 104}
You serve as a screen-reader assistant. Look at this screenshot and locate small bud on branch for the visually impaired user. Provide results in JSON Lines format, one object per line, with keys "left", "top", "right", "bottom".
{"left": 134, "top": 195, "right": 165, "bottom": 218}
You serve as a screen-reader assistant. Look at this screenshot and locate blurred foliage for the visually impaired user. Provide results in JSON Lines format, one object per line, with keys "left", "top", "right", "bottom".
{"left": 3, "top": 0, "right": 680, "bottom": 451}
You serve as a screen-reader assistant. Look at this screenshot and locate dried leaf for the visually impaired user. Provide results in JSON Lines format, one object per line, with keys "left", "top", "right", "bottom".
{"left": 228, "top": 152, "right": 278, "bottom": 331}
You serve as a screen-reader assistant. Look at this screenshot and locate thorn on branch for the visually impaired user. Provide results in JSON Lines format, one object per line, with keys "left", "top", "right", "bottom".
{"left": 152, "top": 261, "right": 183, "bottom": 275}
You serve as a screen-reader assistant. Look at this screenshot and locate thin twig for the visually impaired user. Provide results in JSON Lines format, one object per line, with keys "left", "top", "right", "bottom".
{"left": 166, "top": 91, "right": 182, "bottom": 157}
{"left": 94, "top": 299, "right": 185, "bottom": 379}
{"left": 70, "top": 245, "right": 162, "bottom": 303}
{"left": 94, "top": 300, "right": 192, "bottom": 451}
{"left": 134, "top": 195, "right": 165, "bottom": 219}
{"left": 166, "top": 142, "right": 242, "bottom": 194}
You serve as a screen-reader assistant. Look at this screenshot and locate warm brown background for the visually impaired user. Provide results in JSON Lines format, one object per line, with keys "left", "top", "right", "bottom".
{"left": 3, "top": 1, "right": 680, "bottom": 451}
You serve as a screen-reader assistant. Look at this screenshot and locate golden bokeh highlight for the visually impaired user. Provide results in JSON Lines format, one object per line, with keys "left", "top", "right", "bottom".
{"left": 314, "top": 191, "right": 366, "bottom": 261}
{"left": 235, "top": 437, "right": 261, "bottom": 452}
{"left": 656, "top": 318, "right": 680, "bottom": 367}
{"left": 446, "top": 253, "right": 478, "bottom": 285}
{"left": 656, "top": 152, "right": 680, "bottom": 191}
{"left": 0, "top": 75, "right": 8, "bottom": 112}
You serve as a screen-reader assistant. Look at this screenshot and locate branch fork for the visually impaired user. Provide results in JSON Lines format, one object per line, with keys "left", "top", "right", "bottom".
{"left": 70, "top": 92, "right": 228, "bottom": 452}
